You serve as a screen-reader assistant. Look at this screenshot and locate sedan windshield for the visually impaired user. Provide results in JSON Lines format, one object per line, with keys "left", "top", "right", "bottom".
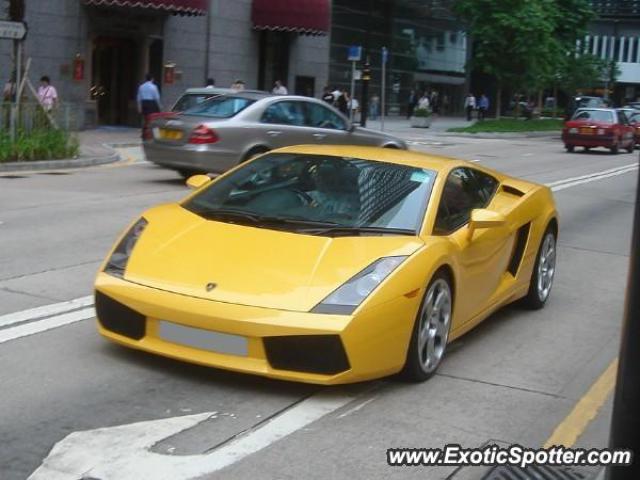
{"left": 571, "top": 109, "right": 615, "bottom": 123}
{"left": 182, "top": 96, "right": 254, "bottom": 118}
{"left": 173, "top": 94, "right": 218, "bottom": 112}
{"left": 184, "top": 153, "right": 436, "bottom": 235}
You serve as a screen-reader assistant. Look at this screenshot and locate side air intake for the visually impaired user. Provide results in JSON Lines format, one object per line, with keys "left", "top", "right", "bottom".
{"left": 507, "top": 223, "right": 531, "bottom": 276}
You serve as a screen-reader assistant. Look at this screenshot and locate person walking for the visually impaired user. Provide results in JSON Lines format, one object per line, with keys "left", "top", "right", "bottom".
{"left": 478, "top": 93, "right": 489, "bottom": 121}
{"left": 369, "top": 95, "right": 380, "bottom": 120}
{"left": 417, "top": 91, "right": 430, "bottom": 111}
{"left": 321, "top": 86, "right": 335, "bottom": 105}
{"left": 407, "top": 89, "right": 417, "bottom": 119}
{"left": 231, "top": 79, "right": 245, "bottom": 91}
{"left": 336, "top": 89, "right": 349, "bottom": 116}
{"left": 464, "top": 93, "right": 476, "bottom": 121}
{"left": 205, "top": 78, "right": 215, "bottom": 89}
{"left": 137, "top": 74, "right": 161, "bottom": 139}
{"left": 37, "top": 76, "right": 58, "bottom": 112}
{"left": 272, "top": 80, "right": 288, "bottom": 95}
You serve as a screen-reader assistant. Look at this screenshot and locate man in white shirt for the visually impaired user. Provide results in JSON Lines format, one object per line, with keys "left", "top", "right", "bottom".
{"left": 272, "top": 80, "right": 288, "bottom": 95}
{"left": 37, "top": 76, "right": 58, "bottom": 112}
{"left": 136, "top": 74, "right": 162, "bottom": 116}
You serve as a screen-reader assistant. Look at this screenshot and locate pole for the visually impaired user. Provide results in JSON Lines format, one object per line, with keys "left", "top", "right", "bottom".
{"left": 381, "top": 47, "right": 387, "bottom": 131}
{"left": 606, "top": 153, "right": 640, "bottom": 480}
{"left": 349, "top": 60, "right": 356, "bottom": 123}
{"left": 361, "top": 58, "right": 370, "bottom": 127}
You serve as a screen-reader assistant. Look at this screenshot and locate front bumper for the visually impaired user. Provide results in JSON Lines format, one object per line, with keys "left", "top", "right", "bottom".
{"left": 143, "top": 142, "right": 239, "bottom": 174}
{"left": 95, "top": 273, "right": 419, "bottom": 384}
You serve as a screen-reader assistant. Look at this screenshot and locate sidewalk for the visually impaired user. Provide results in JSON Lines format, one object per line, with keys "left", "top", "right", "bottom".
{"left": 0, "top": 126, "right": 141, "bottom": 173}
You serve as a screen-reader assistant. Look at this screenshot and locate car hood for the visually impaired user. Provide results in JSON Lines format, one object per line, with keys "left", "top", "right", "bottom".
{"left": 124, "top": 204, "right": 423, "bottom": 312}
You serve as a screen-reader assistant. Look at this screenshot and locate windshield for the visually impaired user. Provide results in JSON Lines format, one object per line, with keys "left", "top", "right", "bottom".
{"left": 173, "top": 94, "right": 218, "bottom": 112}
{"left": 576, "top": 97, "right": 604, "bottom": 109}
{"left": 182, "top": 96, "right": 254, "bottom": 118}
{"left": 184, "top": 153, "right": 436, "bottom": 235}
{"left": 571, "top": 109, "right": 615, "bottom": 123}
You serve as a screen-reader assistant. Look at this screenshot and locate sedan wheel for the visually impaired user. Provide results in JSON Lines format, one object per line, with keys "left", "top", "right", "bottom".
{"left": 401, "top": 273, "right": 452, "bottom": 381}
{"left": 522, "top": 229, "right": 557, "bottom": 309}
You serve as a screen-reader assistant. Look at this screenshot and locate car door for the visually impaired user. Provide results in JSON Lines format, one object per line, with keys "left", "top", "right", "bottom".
{"left": 303, "top": 101, "right": 352, "bottom": 144}
{"left": 434, "top": 167, "right": 514, "bottom": 326}
{"left": 617, "top": 111, "right": 634, "bottom": 147}
{"left": 258, "top": 100, "right": 314, "bottom": 149}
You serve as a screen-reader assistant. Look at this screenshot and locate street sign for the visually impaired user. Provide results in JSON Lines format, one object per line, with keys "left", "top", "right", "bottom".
{"left": 347, "top": 45, "right": 362, "bottom": 62}
{"left": 382, "top": 46, "right": 389, "bottom": 65}
{"left": 0, "top": 20, "right": 26, "bottom": 40}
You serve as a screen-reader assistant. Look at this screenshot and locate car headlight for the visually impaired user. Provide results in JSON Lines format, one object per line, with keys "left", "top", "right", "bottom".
{"left": 311, "top": 256, "right": 407, "bottom": 315}
{"left": 569, "top": 128, "right": 578, "bottom": 134}
{"left": 104, "top": 218, "right": 148, "bottom": 278}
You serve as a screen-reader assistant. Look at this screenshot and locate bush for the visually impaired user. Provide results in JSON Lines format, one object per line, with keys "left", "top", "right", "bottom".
{"left": 413, "top": 107, "right": 432, "bottom": 118}
{"left": 0, "top": 129, "right": 79, "bottom": 163}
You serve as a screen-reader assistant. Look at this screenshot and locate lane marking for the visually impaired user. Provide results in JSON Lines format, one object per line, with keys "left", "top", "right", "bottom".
{"left": 0, "top": 295, "right": 93, "bottom": 329}
{"left": 544, "top": 359, "right": 618, "bottom": 448}
{"left": 29, "top": 390, "right": 358, "bottom": 480}
{"left": 547, "top": 163, "right": 638, "bottom": 192}
{"left": 0, "top": 307, "right": 95, "bottom": 344}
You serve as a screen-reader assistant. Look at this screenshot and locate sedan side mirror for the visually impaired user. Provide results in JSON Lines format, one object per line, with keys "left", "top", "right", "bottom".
{"left": 467, "top": 208, "right": 506, "bottom": 239}
{"left": 186, "top": 174, "right": 212, "bottom": 189}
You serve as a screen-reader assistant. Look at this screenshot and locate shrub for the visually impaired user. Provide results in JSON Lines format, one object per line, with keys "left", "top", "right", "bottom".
{"left": 413, "top": 107, "right": 432, "bottom": 118}
{"left": 0, "top": 129, "right": 79, "bottom": 163}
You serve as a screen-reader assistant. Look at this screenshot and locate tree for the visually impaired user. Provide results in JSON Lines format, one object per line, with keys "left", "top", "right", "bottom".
{"left": 455, "top": 0, "right": 595, "bottom": 117}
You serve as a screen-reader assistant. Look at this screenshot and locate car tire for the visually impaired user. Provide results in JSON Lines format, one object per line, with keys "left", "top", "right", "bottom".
{"left": 521, "top": 228, "right": 557, "bottom": 310}
{"left": 565, "top": 145, "right": 574, "bottom": 153}
{"left": 626, "top": 141, "right": 635, "bottom": 153}
{"left": 611, "top": 141, "right": 620, "bottom": 154}
{"left": 400, "top": 271, "right": 453, "bottom": 382}
{"left": 242, "top": 147, "right": 269, "bottom": 163}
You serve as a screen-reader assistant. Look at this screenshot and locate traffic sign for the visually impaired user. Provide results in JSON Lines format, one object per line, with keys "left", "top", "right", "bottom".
{"left": 347, "top": 45, "right": 362, "bottom": 62}
{"left": 382, "top": 46, "right": 389, "bottom": 64}
{"left": 0, "top": 20, "right": 26, "bottom": 39}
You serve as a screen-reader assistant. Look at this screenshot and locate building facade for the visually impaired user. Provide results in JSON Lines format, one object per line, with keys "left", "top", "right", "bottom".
{"left": 587, "top": 0, "right": 640, "bottom": 104}
{"left": 0, "top": 0, "right": 330, "bottom": 127}
{"left": 329, "top": 0, "right": 467, "bottom": 116}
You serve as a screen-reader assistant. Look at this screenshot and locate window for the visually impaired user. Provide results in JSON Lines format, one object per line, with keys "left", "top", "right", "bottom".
{"left": 572, "top": 109, "right": 615, "bottom": 124}
{"left": 304, "top": 102, "right": 348, "bottom": 130}
{"left": 261, "top": 101, "right": 306, "bottom": 126}
{"left": 617, "top": 111, "right": 629, "bottom": 125}
{"left": 434, "top": 168, "right": 497, "bottom": 234}
{"left": 182, "top": 96, "right": 254, "bottom": 118}
{"left": 173, "top": 94, "right": 216, "bottom": 112}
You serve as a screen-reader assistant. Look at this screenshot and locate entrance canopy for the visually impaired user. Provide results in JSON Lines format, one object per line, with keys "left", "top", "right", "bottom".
{"left": 252, "top": 0, "right": 330, "bottom": 36}
{"left": 83, "top": 0, "right": 207, "bottom": 16}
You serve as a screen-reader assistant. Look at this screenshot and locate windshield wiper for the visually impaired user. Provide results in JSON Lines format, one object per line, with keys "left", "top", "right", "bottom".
{"left": 195, "top": 209, "right": 342, "bottom": 229}
{"left": 299, "top": 225, "right": 417, "bottom": 237}
{"left": 195, "top": 208, "right": 264, "bottom": 223}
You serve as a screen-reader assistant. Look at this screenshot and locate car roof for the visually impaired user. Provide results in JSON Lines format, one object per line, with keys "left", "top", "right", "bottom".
{"left": 271, "top": 145, "right": 470, "bottom": 171}
{"left": 574, "top": 108, "right": 615, "bottom": 112}
{"left": 183, "top": 88, "right": 269, "bottom": 96}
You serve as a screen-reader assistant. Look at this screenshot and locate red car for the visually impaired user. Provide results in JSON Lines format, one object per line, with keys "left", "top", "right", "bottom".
{"left": 562, "top": 108, "right": 635, "bottom": 154}
{"left": 626, "top": 110, "right": 640, "bottom": 147}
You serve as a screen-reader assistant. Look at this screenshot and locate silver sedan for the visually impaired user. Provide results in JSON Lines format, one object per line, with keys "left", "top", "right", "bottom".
{"left": 144, "top": 92, "right": 407, "bottom": 176}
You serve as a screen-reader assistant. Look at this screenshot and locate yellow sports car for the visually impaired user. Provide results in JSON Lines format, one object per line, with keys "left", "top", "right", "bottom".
{"left": 95, "top": 145, "right": 558, "bottom": 384}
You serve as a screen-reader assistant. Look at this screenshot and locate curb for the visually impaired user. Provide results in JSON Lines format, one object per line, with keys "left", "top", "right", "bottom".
{"left": 0, "top": 151, "right": 120, "bottom": 172}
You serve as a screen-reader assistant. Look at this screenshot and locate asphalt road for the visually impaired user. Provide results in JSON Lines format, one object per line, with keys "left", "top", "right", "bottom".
{"left": 0, "top": 134, "right": 636, "bottom": 479}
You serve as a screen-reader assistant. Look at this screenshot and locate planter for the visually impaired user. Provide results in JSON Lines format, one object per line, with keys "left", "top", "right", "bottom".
{"left": 410, "top": 115, "right": 432, "bottom": 128}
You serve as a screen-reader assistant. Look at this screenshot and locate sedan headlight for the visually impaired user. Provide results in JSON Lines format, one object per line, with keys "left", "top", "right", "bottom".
{"left": 104, "top": 218, "right": 148, "bottom": 278}
{"left": 311, "top": 256, "right": 407, "bottom": 315}
{"left": 569, "top": 128, "right": 578, "bottom": 134}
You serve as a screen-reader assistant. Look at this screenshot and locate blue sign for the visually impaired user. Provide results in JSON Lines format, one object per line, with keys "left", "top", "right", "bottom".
{"left": 348, "top": 45, "right": 362, "bottom": 62}
{"left": 382, "top": 46, "right": 388, "bottom": 65}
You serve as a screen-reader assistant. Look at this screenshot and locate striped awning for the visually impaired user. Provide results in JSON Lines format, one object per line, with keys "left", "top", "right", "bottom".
{"left": 252, "top": 0, "right": 330, "bottom": 36}
{"left": 84, "top": 0, "right": 207, "bottom": 16}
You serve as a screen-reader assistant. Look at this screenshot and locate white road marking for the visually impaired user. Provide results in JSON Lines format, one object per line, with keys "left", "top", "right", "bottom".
{"left": 29, "top": 390, "right": 358, "bottom": 480}
{"left": 0, "top": 307, "right": 95, "bottom": 344}
{"left": 547, "top": 163, "right": 638, "bottom": 192}
{"left": 0, "top": 295, "right": 93, "bottom": 329}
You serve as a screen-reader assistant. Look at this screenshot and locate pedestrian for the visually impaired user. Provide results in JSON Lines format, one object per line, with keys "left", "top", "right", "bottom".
{"left": 231, "top": 79, "right": 245, "bottom": 91}
{"left": 272, "top": 80, "right": 288, "bottom": 95}
{"left": 321, "top": 86, "right": 335, "bottom": 105}
{"left": 331, "top": 86, "right": 342, "bottom": 105}
{"left": 136, "top": 74, "right": 161, "bottom": 139}
{"left": 205, "top": 78, "right": 215, "bottom": 89}
{"left": 336, "top": 89, "right": 349, "bottom": 115}
{"left": 464, "top": 93, "right": 476, "bottom": 121}
{"left": 348, "top": 95, "right": 360, "bottom": 122}
{"left": 369, "top": 94, "right": 380, "bottom": 120}
{"left": 430, "top": 90, "right": 439, "bottom": 114}
{"left": 417, "top": 91, "right": 430, "bottom": 110}
{"left": 478, "top": 93, "right": 489, "bottom": 120}
{"left": 442, "top": 94, "right": 450, "bottom": 115}
{"left": 407, "top": 89, "right": 417, "bottom": 119}
{"left": 37, "top": 76, "right": 58, "bottom": 112}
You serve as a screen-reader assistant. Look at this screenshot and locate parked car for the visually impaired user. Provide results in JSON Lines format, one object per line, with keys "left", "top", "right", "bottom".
{"left": 144, "top": 92, "right": 407, "bottom": 177}
{"left": 565, "top": 96, "right": 607, "bottom": 119}
{"left": 562, "top": 108, "right": 635, "bottom": 154}
{"left": 627, "top": 110, "right": 640, "bottom": 146}
{"left": 624, "top": 101, "right": 640, "bottom": 110}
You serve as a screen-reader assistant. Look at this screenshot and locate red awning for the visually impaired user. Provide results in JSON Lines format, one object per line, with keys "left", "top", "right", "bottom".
{"left": 252, "top": 0, "right": 330, "bottom": 36}
{"left": 84, "top": 0, "right": 207, "bottom": 16}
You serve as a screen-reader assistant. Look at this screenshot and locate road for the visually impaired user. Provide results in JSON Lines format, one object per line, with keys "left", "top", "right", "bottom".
{"left": 0, "top": 133, "right": 636, "bottom": 479}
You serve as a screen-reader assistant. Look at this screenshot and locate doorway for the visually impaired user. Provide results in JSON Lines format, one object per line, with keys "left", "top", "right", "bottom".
{"left": 91, "top": 37, "right": 138, "bottom": 125}
{"left": 258, "top": 31, "right": 291, "bottom": 92}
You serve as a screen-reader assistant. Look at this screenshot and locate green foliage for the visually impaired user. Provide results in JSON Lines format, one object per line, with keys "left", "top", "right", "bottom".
{"left": 455, "top": 0, "right": 595, "bottom": 94}
{"left": 448, "top": 119, "right": 563, "bottom": 133}
{"left": 0, "top": 129, "right": 79, "bottom": 163}
{"left": 413, "top": 107, "right": 432, "bottom": 117}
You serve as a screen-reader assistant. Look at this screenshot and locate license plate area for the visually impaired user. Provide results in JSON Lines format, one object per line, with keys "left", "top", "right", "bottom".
{"left": 158, "top": 128, "right": 183, "bottom": 140}
{"left": 579, "top": 127, "right": 592, "bottom": 134}
{"left": 158, "top": 321, "right": 248, "bottom": 356}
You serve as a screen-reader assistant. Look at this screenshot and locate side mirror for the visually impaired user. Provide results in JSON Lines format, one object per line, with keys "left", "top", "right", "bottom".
{"left": 467, "top": 209, "right": 506, "bottom": 239}
{"left": 186, "top": 174, "right": 212, "bottom": 189}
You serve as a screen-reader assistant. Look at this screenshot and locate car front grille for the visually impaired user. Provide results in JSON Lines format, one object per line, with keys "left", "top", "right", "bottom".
{"left": 263, "top": 335, "right": 350, "bottom": 375}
